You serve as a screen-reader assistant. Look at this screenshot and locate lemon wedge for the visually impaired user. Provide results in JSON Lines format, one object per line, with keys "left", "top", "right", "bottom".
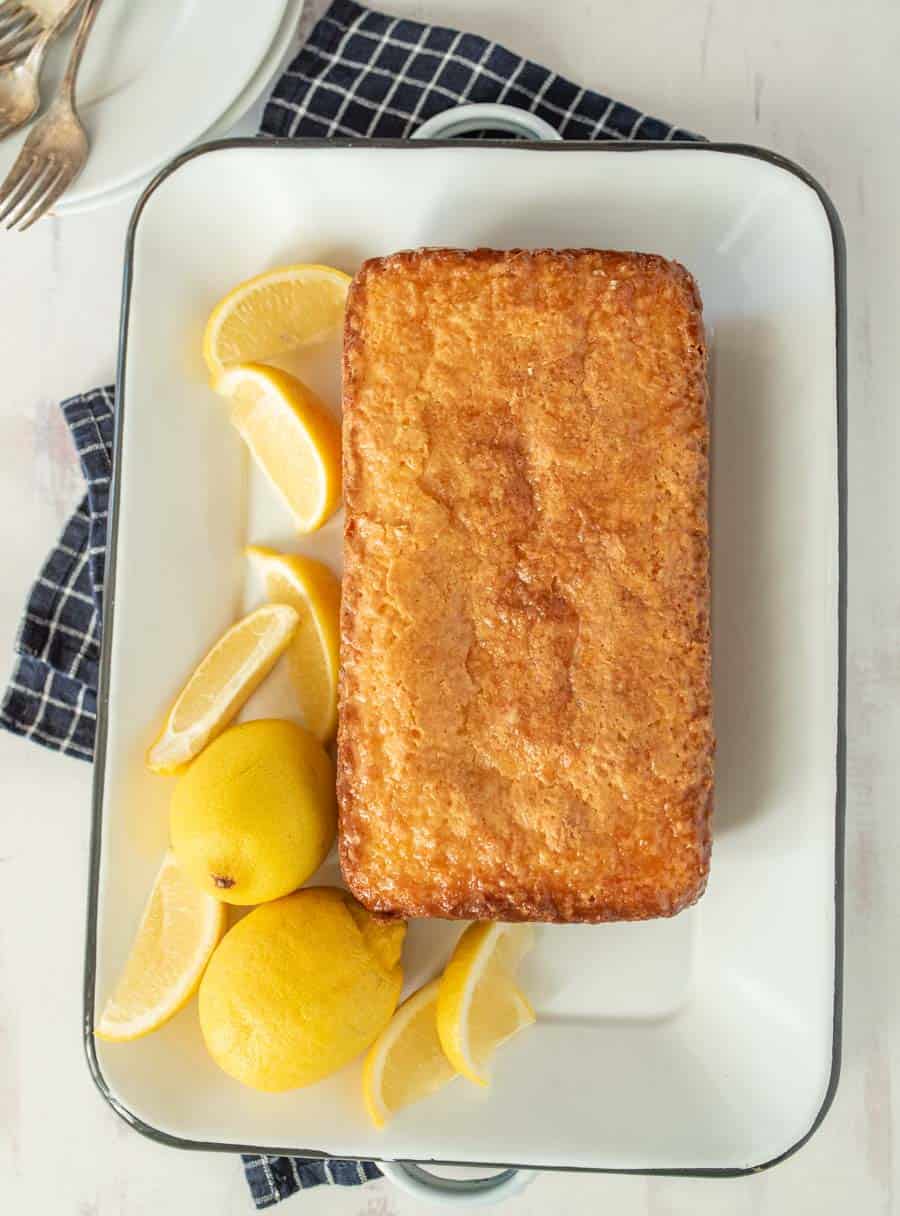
{"left": 363, "top": 977, "right": 457, "bottom": 1128}
{"left": 146, "top": 603, "right": 298, "bottom": 775}
{"left": 95, "top": 850, "right": 227, "bottom": 1042}
{"left": 214, "top": 363, "right": 342, "bottom": 533}
{"left": 202, "top": 263, "right": 351, "bottom": 379}
{"left": 436, "top": 923, "right": 536, "bottom": 1087}
{"left": 247, "top": 546, "right": 341, "bottom": 742}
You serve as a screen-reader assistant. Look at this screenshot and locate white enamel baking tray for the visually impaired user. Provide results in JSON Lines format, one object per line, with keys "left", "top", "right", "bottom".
{"left": 84, "top": 139, "right": 846, "bottom": 1178}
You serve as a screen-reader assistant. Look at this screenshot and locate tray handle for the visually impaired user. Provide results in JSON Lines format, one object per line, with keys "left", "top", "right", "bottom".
{"left": 379, "top": 1162, "right": 536, "bottom": 1207}
{"left": 411, "top": 102, "right": 562, "bottom": 142}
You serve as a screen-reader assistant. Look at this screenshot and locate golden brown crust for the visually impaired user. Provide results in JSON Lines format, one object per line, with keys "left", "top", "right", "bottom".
{"left": 338, "top": 248, "right": 713, "bottom": 922}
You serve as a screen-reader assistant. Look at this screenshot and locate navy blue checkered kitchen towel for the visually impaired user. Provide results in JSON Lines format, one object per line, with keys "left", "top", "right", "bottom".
{"left": 244, "top": 1158, "right": 382, "bottom": 1208}
{"left": 2, "top": 0, "right": 697, "bottom": 1207}
{"left": 263, "top": 0, "right": 698, "bottom": 141}
{"left": 1, "top": 385, "right": 112, "bottom": 759}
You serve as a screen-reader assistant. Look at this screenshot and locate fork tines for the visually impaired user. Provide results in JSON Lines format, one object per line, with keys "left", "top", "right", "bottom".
{"left": 0, "top": 2, "right": 43, "bottom": 60}
{"left": 0, "top": 151, "right": 66, "bottom": 229}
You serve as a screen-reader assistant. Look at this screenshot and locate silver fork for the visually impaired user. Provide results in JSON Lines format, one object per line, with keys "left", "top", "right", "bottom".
{"left": 0, "top": 2, "right": 44, "bottom": 63}
{"left": 0, "top": 0, "right": 102, "bottom": 230}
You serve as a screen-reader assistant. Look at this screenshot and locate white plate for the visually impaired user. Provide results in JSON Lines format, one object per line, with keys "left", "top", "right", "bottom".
{"left": 0, "top": 0, "right": 288, "bottom": 210}
{"left": 53, "top": 0, "right": 306, "bottom": 216}
{"left": 86, "top": 141, "right": 846, "bottom": 1176}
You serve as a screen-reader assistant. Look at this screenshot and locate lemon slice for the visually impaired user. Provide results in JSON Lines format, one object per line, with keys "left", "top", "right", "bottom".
{"left": 214, "top": 363, "right": 342, "bottom": 533}
{"left": 203, "top": 263, "right": 351, "bottom": 378}
{"left": 146, "top": 603, "right": 298, "bottom": 775}
{"left": 363, "top": 978, "right": 456, "bottom": 1128}
{"left": 436, "top": 923, "right": 536, "bottom": 1087}
{"left": 247, "top": 546, "right": 341, "bottom": 742}
{"left": 95, "top": 850, "right": 227, "bottom": 1042}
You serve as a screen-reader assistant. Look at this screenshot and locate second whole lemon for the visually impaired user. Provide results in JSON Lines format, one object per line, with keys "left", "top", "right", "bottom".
{"left": 199, "top": 887, "right": 406, "bottom": 1091}
{"left": 170, "top": 718, "right": 335, "bottom": 905}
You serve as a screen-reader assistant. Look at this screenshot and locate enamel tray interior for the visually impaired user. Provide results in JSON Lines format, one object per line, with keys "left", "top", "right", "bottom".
{"left": 86, "top": 141, "right": 843, "bottom": 1174}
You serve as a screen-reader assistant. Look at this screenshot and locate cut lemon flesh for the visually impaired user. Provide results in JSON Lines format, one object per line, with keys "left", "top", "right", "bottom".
{"left": 146, "top": 603, "right": 298, "bottom": 775}
{"left": 363, "top": 978, "right": 456, "bottom": 1128}
{"left": 95, "top": 850, "right": 227, "bottom": 1042}
{"left": 203, "top": 263, "right": 351, "bottom": 379}
{"left": 247, "top": 546, "right": 341, "bottom": 741}
{"left": 214, "top": 363, "right": 341, "bottom": 533}
{"left": 436, "top": 923, "right": 536, "bottom": 1087}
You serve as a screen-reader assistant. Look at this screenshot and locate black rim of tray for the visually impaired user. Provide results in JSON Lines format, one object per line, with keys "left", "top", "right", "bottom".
{"left": 83, "top": 136, "right": 848, "bottom": 1182}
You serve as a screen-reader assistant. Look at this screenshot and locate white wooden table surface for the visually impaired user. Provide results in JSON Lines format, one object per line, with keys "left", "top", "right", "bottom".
{"left": 0, "top": 0, "right": 893, "bottom": 1212}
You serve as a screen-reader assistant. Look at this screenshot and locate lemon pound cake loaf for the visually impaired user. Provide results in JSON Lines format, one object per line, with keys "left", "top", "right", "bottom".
{"left": 338, "top": 248, "right": 713, "bottom": 923}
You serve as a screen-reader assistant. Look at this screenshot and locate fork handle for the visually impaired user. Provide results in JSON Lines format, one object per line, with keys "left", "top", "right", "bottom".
{"left": 59, "top": 0, "right": 103, "bottom": 104}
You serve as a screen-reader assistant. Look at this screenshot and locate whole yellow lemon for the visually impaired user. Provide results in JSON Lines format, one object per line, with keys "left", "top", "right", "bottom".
{"left": 170, "top": 719, "right": 335, "bottom": 905}
{"left": 198, "top": 887, "right": 405, "bottom": 1090}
